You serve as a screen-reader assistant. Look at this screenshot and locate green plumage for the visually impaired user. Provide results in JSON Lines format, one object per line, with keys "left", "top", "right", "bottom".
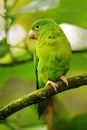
{"left": 30, "top": 19, "right": 72, "bottom": 118}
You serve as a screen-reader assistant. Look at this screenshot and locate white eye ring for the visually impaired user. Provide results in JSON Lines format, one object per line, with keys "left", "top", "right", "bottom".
{"left": 35, "top": 24, "right": 40, "bottom": 30}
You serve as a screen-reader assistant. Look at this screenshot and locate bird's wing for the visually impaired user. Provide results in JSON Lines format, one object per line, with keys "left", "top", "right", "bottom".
{"left": 34, "top": 51, "right": 39, "bottom": 90}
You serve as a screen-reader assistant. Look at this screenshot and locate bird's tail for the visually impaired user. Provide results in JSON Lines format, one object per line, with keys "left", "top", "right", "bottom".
{"left": 38, "top": 98, "right": 50, "bottom": 119}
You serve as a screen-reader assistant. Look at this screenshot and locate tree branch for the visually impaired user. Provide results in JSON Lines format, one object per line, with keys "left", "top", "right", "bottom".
{"left": 0, "top": 74, "right": 87, "bottom": 121}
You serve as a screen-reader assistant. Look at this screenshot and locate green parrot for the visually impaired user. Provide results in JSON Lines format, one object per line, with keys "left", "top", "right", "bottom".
{"left": 28, "top": 18, "right": 72, "bottom": 118}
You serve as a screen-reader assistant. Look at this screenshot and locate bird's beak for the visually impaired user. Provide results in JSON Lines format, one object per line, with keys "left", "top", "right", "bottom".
{"left": 28, "top": 29, "right": 36, "bottom": 39}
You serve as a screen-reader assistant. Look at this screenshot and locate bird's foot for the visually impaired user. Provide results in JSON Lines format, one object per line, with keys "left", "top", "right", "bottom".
{"left": 46, "top": 80, "right": 58, "bottom": 93}
{"left": 60, "top": 76, "right": 68, "bottom": 87}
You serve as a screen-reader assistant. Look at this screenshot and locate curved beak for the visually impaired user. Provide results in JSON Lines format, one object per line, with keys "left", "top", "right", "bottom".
{"left": 28, "top": 29, "right": 36, "bottom": 39}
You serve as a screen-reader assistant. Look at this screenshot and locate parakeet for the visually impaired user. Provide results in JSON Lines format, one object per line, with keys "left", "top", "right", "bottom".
{"left": 28, "top": 18, "right": 71, "bottom": 118}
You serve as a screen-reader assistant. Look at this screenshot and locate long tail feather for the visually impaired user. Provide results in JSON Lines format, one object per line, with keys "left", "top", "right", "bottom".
{"left": 38, "top": 98, "right": 50, "bottom": 118}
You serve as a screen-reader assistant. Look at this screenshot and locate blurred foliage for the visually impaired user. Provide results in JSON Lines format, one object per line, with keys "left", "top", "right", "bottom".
{"left": 0, "top": 0, "right": 87, "bottom": 130}
{"left": 0, "top": 38, "right": 10, "bottom": 57}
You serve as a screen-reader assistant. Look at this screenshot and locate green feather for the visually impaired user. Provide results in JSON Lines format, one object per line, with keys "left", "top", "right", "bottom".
{"left": 30, "top": 18, "right": 72, "bottom": 118}
{"left": 34, "top": 52, "right": 39, "bottom": 89}
{"left": 34, "top": 50, "right": 50, "bottom": 118}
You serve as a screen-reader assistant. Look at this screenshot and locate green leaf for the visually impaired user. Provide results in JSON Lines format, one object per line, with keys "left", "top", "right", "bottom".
{"left": 0, "top": 39, "right": 10, "bottom": 57}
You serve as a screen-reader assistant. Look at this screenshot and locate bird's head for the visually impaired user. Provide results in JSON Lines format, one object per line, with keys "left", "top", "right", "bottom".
{"left": 28, "top": 18, "right": 58, "bottom": 40}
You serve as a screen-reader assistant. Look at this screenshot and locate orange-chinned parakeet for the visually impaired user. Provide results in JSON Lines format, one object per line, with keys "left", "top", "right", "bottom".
{"left": 28, "top": 18, "right": 72, "bottom": 118}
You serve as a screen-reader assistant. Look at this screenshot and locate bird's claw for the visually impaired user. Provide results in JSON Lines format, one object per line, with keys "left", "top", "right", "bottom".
{"left": 46, "top": 76, "right": 68, "bottom": 93}
{"left": 60, "top": 76, "right": 68, "bottom": 87}
{"left": 46, "top": 80, "right": 58, "bottom": 93}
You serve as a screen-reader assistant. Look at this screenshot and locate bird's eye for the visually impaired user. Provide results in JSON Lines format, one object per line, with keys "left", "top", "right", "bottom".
{"left": 35, "top": 24, "right": 40, "bottom": 30}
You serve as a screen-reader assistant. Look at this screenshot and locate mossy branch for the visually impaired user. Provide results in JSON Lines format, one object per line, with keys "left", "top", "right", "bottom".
{"left": 0, "top": 74, "right": 87, "bottom": 121}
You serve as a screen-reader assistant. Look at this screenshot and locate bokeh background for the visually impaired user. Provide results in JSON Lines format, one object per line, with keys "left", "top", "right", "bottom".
{"left": 0, "top": 0, "right": 87, "bottom": 130}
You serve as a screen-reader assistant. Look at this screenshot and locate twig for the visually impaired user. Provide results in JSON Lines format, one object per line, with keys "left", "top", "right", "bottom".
{"left": 0, "top": 74, "right": 87, "bottom": 120}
